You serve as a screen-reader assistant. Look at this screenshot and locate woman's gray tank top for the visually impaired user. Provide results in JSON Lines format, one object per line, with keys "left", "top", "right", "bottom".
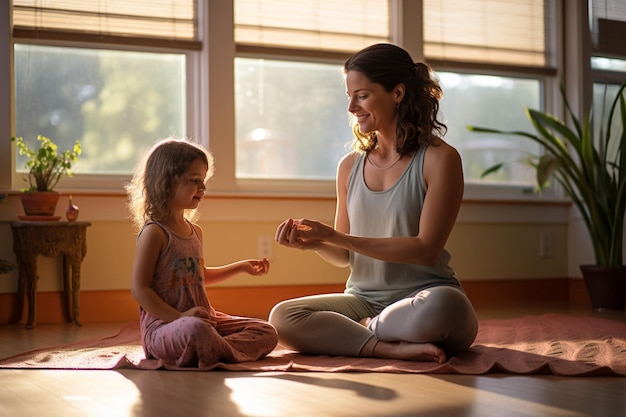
{"left": 344, "top": 146, "right": 461, "bottom": 311}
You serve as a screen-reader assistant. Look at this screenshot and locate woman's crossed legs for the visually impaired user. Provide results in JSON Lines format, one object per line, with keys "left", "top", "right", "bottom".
{"left": 269, "top": 286, "right": 478, "bottom": 363}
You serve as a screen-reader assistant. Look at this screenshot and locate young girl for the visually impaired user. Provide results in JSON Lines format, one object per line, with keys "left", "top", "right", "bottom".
{"left": 126, "top": 137, "right": 278, "bottom": 368}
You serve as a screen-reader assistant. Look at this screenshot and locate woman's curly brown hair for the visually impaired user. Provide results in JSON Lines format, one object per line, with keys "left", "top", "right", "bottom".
{"left": 344, "top": 43, "right": 447, "bottom": 155}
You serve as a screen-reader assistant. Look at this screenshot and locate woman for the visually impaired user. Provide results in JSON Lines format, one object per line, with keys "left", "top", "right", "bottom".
{"left": 269, "top": 43, "right": 478, "bottom": 363}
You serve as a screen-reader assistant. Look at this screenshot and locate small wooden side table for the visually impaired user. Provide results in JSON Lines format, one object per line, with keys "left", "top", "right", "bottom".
{"left": 10, "top": 221, "right": 91, "bottom": 329}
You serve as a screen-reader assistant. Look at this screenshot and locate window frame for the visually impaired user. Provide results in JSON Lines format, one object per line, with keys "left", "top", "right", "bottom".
{"left": 230, "top": 0, "right": 564, "bottom": 201}
{"left": 10, "top": 39, "right": 200, "bottom": 193}
{"left": 1, "top": 0, "right": 583, "bottom": 203}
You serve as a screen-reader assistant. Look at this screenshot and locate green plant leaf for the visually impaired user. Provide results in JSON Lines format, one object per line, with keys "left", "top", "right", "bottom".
{"left": 11, "top": 135, "right": 81, "bottom": 192}
{"left": 479, "top": 163, "right": 504, "bottom": 179}
{"left": 536, "top": 154, "right": 558, "bottom": 189}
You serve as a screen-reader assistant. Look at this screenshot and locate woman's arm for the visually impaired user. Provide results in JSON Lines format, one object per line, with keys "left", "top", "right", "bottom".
{"left": 315, "top": 151, "right": 354, "bottom": 266}
{"left": 289, "top": 142, "right": 464, "bottom": 266}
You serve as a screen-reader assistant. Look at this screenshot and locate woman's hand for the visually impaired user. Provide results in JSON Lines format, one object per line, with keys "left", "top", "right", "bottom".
{"left": 275, "top": 218, "right": 334, "bottom": 251}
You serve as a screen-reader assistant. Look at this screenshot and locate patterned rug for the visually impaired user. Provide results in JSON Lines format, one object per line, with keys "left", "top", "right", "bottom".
{"left": 1, "top": 314, "right": 625, "bottom": 375}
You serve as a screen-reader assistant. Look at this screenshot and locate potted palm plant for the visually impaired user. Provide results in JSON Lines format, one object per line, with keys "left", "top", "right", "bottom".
{"left": 467, "top": 81, "right": 626, "bottom": 310}
{"left": 12, "top": 135, "right": 81, "bottom": 218}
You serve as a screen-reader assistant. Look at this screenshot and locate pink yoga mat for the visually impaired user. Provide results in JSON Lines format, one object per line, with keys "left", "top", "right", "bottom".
{"left": 1, "top": 314, "right": 625, "bottom": 376}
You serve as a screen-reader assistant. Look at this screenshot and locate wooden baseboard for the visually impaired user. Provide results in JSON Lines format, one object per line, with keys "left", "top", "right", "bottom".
{"left": 463, "top": 278, "right": 571, "bottom": 308}
{"left": 0, "top": 279, "right": 590, "bottom": 326}
{"left": 567, "top": 278, "right": 592, "bottom": 306}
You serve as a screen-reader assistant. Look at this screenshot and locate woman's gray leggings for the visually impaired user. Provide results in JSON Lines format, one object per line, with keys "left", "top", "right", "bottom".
{"left": 268, "top": 285, "right": 478, "bottom": 357}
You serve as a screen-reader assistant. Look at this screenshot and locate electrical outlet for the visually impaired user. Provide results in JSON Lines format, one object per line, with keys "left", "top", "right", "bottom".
{"left": 257, "top": 235, "right": 273, "bottom": 260}
{"left": 539, "top": 232, "right": 554, "bottom": 259}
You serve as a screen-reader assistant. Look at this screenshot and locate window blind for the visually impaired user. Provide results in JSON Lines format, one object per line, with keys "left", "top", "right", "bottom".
{"left": 234, "top": 0, "right": 389, "bottom": 55}
{"left": 590, "top": 0, "right": 626, "bottom": 57}
{"left": 12, "top": 0, "right": 199, "bottom": 50}
{"left": 423, "top": 0, "right": 551, "bottom": 69}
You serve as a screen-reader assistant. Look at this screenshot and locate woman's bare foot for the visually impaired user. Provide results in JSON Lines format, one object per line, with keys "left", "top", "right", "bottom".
{"left": 359, "top": 317, "right": 372, "bottom": 327}
{"left": 378, "top": 341, "right": 446, "bottom": 363}
{"left": 361, "top": 338, "right": 446, "bottom": 363}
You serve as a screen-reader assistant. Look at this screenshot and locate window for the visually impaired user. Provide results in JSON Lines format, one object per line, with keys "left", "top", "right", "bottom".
{"left": 10, "top": 0, "right": 197, "bottom": 185}
{"left": 235, "top": 58, "right": 350, "bottom": 180}
{"left": 423, "top": 0, "right": 553, "bottom": 188}
{"left": 592, "top": 57, "right": 626, "bottom": 73}
{"left": 233, "top": 0, "right": 554, "bottom": 192}
{"left": 233, "top": 0, "right": 389, "bottom": 182}
{"left": 234, "top": 0, "right": 388, "bottom": 54}
{"left": 4, "top": 1, "right": 572, "bottom": 199}
{"left": 590, "top": 1, "right": 626, "bottom": 154}
{"left": 12, "top": 0, "right": 198, "bottom": 46}
{"left": 590, "top": 0, "right": 626, "bottom": 59}
{"left": 438, "top": 73, "right": 541, "bottom": 185}
{"left": 423, "top": 0, "right": 548, "bottom": 67}
{"left": 15, "top": 44, "right": 186, "bottom": 175}
{"left": 589, "top": 0, "right": 626, "bottom": 84}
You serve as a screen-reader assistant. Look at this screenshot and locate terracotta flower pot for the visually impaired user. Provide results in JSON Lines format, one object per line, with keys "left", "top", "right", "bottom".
{"left": 581, "top": 265, "right": 626, "bottom": 311}
{"left": 19, "top": 191, "right": 61, "bottom": 216}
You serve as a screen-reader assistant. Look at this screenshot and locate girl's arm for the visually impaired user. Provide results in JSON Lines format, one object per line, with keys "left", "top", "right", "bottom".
{"left": 130, "top": 224, "right": 185, "bottom": 323}
{"left": 204, "top": 258, "right": 270, "bottom": 285}
{"left": 193, "top": 224, "right": 270, "bottom": 286}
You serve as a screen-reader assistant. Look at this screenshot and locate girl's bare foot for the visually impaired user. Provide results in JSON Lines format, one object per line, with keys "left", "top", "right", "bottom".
{"left": 361, "top": 338, "right": 446, "bottom": 363}
{"left": 359, "top": 317, "right": 372, "bottom": 327}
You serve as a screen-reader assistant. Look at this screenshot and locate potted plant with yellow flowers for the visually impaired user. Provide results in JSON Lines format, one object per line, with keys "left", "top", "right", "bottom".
{"left": 467, "top": 81, "right": 626, "bottom": 310}
{"left": 12, "top": 135, "right": 81, "bottom": 219}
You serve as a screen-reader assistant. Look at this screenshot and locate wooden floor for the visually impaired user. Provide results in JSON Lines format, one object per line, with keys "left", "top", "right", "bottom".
{"left": 1, "top": 306, "right": 625, "bottom": 417}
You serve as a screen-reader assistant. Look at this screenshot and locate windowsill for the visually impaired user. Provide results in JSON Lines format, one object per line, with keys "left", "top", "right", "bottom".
{"left": 0, "top": 187, "right": 571, "bottom": 225}
{"left": 1, "top": 187, "right": 570, "bottom": 203}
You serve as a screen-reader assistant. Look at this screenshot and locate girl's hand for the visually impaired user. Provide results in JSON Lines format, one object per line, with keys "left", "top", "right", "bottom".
{"left": 241, "top": 258, "right": 270, "bottom": 276}
{"left": 181, "top": 306, "right": 216, "bottom": 326}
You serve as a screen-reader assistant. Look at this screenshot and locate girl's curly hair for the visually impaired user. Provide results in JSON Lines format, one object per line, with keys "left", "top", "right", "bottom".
{"left": 125, "top": 137, "right": 214, "bottom": 231}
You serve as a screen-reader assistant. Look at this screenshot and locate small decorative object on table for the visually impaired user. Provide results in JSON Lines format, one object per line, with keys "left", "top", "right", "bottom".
{"left": 66, "top": 195, "right": 79, "bottom": 221}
